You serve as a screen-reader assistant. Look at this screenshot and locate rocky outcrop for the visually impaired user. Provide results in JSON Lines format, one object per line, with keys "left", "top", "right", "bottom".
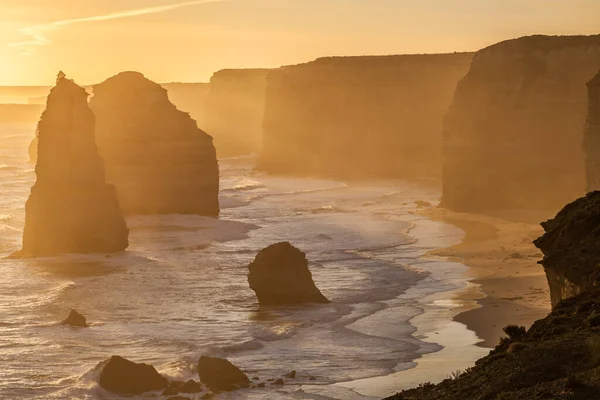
{"left": 162, "top": 82, "right": 210, "bottom": 126}
{"left": 534, "top": 191, "right": 600, "bottom": 308}
{"left": 257, "top": 54, "right": 473, "bottom": 179}
{"left": 197, "top": 356, "right": 250, "bottom": 392}
{"left": 61, "top": 309, "right": 87, "bottom": 327}
{"left": 18, "top": 76, "right": 129, "bottom": 257}
{"left": 98, "top": 355, "right": 169, "bottom": 395}
{"left": 204, "top": 69, "right": 268, "bottom": 157}
{"left": 441, "top": 35, "right": 600, "bottom": 217}
{"left": 90, "top": 72, "right": 219, "bottom": 215}
{"left": 584, "top": 71, "right": 600, "bottom": 191}
{"left": 248, "top": 242, "right": 330, "bottom": 305}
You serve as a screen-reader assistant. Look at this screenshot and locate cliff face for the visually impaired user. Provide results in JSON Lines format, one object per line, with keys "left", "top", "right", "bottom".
{"left": 162, "top": 82, "right": 210, "bottom": 126}
{"left": 90, "top": 72, "right": 219, "bottom": 215}
{"left": 20, "top": 77, "right": 128, "bottom": 257}
{"left": 584, "top": 71, "right": 600, "bottom": 191}
{"left": 257, "top": 54, "right": 473, "bottom": 179}
{"left": 203, "top": 69, "right": 268, "bottom": 157}
{"left": 441, "top": 35, "right": 600, "bottom": 216}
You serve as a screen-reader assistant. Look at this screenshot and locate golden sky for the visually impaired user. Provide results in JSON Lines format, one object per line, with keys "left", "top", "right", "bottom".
{"left": 1, "top": 0, "right": 599, "bottom": 85}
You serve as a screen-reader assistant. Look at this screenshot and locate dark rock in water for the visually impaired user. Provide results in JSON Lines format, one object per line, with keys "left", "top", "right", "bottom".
{"left": 272, "top": 379, "right": 284, "bottom": 385}
{"left": 252, "top": 376, "right": 260, "bottom": 381}
{"left": 248, "top": 242, "right": 330, "bottom": 305}
{"left": 61, "top": 309, "right": 87, "bottom": 327}
{"left": 98, "top": 355, "right": 168, "bottom": 395}
{"left": 309, "top": 376, "right": 316, "bottom": 381}
{"left": 256, "top": 382, "right": 266, "bottom": 388}
{"left": 584, "top": 70, "right": 600, "bottom": 191}
{"left": 178, "top": 379, "right": 203, "bottom": 393}
{"left": 167, "top": 397, "right": 190, "bottom": 400}
{"left": 414, "top": 200, "right": 432, "bottom": 208}
{"left": 534, "top": 191, "right": 600, "bottom": 308}
{"left": 90, "top": 71, "right": 219, "bottom": 216}
{"left": 162, "top": 381, "right": 184, "bottom": 396}
{"left": 197, "top": 356, "right": 250, "bottom": 392}
{"left": 284, "top": 370, "right": 296, "bottom": 379}
{"left": 18, "top": 74, "right": 129, "bottom": 257}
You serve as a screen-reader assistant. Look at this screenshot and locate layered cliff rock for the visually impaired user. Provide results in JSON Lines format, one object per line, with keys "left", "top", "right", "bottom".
{"left": 386, "top": 192, "right": 600, "bottom": 400}
{"left": 90, "top": 72, "right": 219, "bottom": 215}
{"left": 162, "top": 82, "right": 210, "bottom": 126}
{"left": 257, "top": 54, "right": 473, "bottom": 179}
{"left": 584, "top": 71, "right": 600, "bottom": 191}
{"left": 441, "top": 35, "right": 600, "bottom": 217}
{"left": 19, "top": 76, "right": 128, "bottom": 257}
{"left": 204, "top": 69, "right": 268, "bottom": 157}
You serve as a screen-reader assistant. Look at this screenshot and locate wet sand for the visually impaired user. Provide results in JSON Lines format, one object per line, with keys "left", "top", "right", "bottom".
{"left": 424, "top": 208, "right": 552, "bottom": 348}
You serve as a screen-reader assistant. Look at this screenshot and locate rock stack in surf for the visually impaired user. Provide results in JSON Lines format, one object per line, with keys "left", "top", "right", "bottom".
{"left": 248, "top": 242, "right": 330, "bottom": 305}
{"left": 90, "top": 71, "right": 219, "bottom": 215}
{"left": 19, "top": 75, "right": 129, "bottom": 257}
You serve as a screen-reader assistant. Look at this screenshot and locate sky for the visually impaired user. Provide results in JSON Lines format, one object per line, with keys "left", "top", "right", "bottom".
{"left": 0, "top": 0, "right": 599, "bottom": 85}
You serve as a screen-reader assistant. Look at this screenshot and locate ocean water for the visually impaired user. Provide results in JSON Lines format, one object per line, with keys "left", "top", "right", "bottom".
{"left": 0, "top": 123, "right": 472, "bottom": 400}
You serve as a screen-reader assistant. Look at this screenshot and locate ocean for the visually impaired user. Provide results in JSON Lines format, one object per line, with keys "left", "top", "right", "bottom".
{"left": 0, "top": 123, "right": 487, "bottom": 400}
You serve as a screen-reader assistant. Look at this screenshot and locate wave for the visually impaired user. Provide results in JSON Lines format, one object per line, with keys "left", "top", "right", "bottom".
{"left": 221, "top": 182, "right": 266, "bottom": 192}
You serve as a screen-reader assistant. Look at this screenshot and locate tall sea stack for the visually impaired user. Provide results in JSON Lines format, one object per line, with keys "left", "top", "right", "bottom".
{"left": 203, "top": 69, "right": 268, "bottom": 157}
{"left": 257, "top": 54, "right": 473, "bottom": 179}
{"left": 441, "top": 35, "right": 600, "bottom": 217}
{"left": 20, "top": 76, "right": 128, "bottom": 257}
{"left": 90, "top": 72, "right": 219, "bottom": 215}
{"left": 584, "top": 71, "right": 600, "bottom": 191}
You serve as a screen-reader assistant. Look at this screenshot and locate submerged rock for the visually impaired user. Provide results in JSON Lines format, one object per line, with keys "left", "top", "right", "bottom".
{"left": 18, "top": 75, "right": 129, "bottom": 257}
{"left": 178, "top": 379, "right": 203, "bottom": 393}
{"left": 248, "top": 242, "right": 330, "bottom": 305}
{"left": 441, "top": 35, "right": 600, "bottom": 217}
{"left": 584, "top": 71, "right": 600, "bottom": 191}
{"left": 534, "top": 191, "right": 600, "bottom": 308}
{"left": 98, "top": 355, "right": 168, "bottom": 395}
{"left": 90, "top": 71, "right": 219, "bottom": 215}
{"left": 197, "top": 356, "right": 250, "bottom": 392}
{"left": 61, "top": 309, "right": 87, "bottom": 327}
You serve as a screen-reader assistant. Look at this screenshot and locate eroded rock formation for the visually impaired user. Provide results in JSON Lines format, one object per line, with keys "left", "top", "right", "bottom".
{"left": 584, "top": 71, "right": 600, "bottom": 191}
{"left": 204, "top": 69, "right": 268, "bottom": 157}
{"left": 98, "top": 355, "right": 169, "bottom": 395}
{"left": 197, "top": 356, "right": 250, "bottom": 392}
{"left": 19, "top": 76, "right": 128, "bottom": 257}
{"left": 90, "top": 72, "right": 219, "bottom": 215}
{"left": 257, "top": 54, "right": 473, "bottom": 179}
{"left": 61, "top": 309, "right": 87, "bottom": 327}
{"left": 248, "top": 242, "right": 330, "bottom": 305}
{"left": 441, "top": 35, "right": 600, "bottom": 217}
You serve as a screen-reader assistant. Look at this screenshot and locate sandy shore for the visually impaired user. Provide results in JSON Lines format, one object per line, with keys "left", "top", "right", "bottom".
{"left": 424, "top": 208, "right": 552, "bottom": 348}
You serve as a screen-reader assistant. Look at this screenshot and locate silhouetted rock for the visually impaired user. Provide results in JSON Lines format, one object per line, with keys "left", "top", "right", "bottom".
{"left": 204, "top": 69, "right": 268, "bottom": 157}
{"left": 90, "top": 71, "right": 219, "bottom": 215}
{"left": 61, "top": 309, "right": 87, "bottom": 327}
{"left": 162, "top": 381, "right": 184, "bottom": 396}
{"left": 272, "top": 379, "right": 284, "bottom": 385}
{"left": 178, "top": 379, "right": 203, "bottom": 393}
{"left": 197, "top": 356, "right": 250, "bottom": 392}
{"left": 98, "top": 355, "right": 168, "bottom": 395}
{"left": 18, "top": 75, "right": 129, "bottom": 257}
{"left": 534, "top": 191, "right": 600, "bottom": 308}
{"left": 258, "top": 54, "right": 472, "bottom": 179}
{"left": 248, "top": 242, "right": 330, "bottom": 305}
{"left": 284, "top": 370, "right": 296, "bottom": 379}
{"left": 441, "top": 35, "right": 600, "bottom": 218}
{"left": 584, "top": 71, "right": 600, "bottom": 191}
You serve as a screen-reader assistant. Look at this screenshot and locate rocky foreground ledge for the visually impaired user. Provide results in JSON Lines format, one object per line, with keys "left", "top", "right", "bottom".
{"left": 386, "top": 192, "right": 600, "bottom": 400}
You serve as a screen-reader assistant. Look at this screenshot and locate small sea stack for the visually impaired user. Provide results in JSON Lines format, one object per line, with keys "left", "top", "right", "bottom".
{"left": 584, "top": 71, "right": 600, "bottom": 191}
{"left": 248, "top": 242, "right": 330, "bottom": 305}
{"left": 90, "top": 71, "right": 219, "bottom": 215}
{"left": 61, "top": 309, "right": 88, "bottom": 327}
{"left": 197, "top": 356, "right": 250, "bottom": 392}
{"left": 19, "top": 75, "right": 129, "bottom": 257}
{"left": 98, "top": 355, "right": 169, "bottom": 395}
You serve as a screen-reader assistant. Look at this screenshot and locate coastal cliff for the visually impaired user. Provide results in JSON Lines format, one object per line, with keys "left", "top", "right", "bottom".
{"left": 441, "top": 35, "right": 600, "bottom": 217}
{"left": 386, "top": 191, "right": 600, "bottom": 399}
{"left": 257, "top": 54, "right": 473, "bottom": 179}
{"left": 584, "top": 71, "right": 600, "bottom": 191}
{"left": 90, "top": 72, "right": 219, "bottom": 215}
{"left": 19, "top": 76, "right": 128, "bottom": 257}
{"left": 203, "top": 69, "right": 268, "bottom": 157}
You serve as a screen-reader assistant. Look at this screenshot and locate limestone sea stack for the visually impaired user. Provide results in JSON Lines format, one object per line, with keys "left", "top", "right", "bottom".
{"left": 257, "top": 54, "right": 473, "bottom": 179}
{"left": 90, "top": 72, "right": 219, "bottom": 215}
{"left": 19, "top": 76, "right": 128, "bottom": 257}
{"left": 584, "top": 71, "right": 600, "bottom": 191}
{"left": 204, "top": 69, "right": 268, "bottom": 157}
{"left": 248, "top": 242, "right": 330, "bottom": 305}
{"left": 441, "top": 35, "right": 600, "bottom": 218}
